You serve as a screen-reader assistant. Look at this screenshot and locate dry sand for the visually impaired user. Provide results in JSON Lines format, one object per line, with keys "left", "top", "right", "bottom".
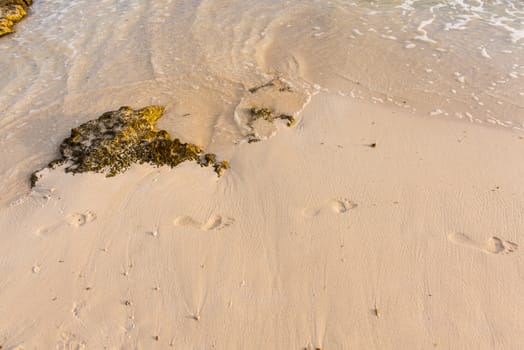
{"left": 1, "top": 93, "right": 523, "bottom": 349}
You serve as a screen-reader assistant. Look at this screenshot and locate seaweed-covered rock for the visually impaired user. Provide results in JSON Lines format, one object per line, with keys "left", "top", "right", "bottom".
{"left": 0, "top": 0, "right": 32, "bottom": 37}
{"left": 31, "top": 106, "right": 228, "bottom": 187}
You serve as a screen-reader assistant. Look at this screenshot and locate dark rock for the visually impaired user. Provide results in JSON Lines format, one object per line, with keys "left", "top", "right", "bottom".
{"left": 31, "top": 106, "right": 228, "bottom": 187}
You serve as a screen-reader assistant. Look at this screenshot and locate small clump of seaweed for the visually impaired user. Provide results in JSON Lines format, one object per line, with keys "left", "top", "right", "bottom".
{"left": 30, "top": 106, "right": 228, "bottom": 187}
{"left": 0, "top": 0, "right": 32, "bottom": 37}
{"left": 248, "top": 77, "right": 292, "bottom": 94}
{"left": 249, "top": 106, "right": 295, "bottom": 127}
{"left": 245, "top": 106, "right": 296, "bottom": 143}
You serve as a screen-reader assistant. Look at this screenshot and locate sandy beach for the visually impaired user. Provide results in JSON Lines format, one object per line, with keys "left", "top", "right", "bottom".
{"left": 1, "top": 1, "right": 523, "bottom": 349}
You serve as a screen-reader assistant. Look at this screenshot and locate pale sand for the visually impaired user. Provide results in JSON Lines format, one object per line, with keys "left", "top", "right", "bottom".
{"left": 0, "top": 93, "right": 523, "bottom": 349}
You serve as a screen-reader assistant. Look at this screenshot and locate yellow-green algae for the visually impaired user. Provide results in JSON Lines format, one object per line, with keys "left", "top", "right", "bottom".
{"left": 0, "top": 0, "right": 32, "bottom": 37}
{"left": 31, "top": 106, "right": 228, "bottom": 187}
{"left": 246, "top": 107, "right": 296, "bottom": 143}
{"left": 249, "top": 107, "right": 295, "bottom": 127}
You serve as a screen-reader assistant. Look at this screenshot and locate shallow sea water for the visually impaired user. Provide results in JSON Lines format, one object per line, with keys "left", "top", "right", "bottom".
{"left": 0, "top": 0, "right": 523, "bottom": 195}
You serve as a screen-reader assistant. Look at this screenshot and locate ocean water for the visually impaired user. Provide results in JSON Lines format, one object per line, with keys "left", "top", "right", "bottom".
{"left": 0, "top": 0, "right": 523, "bottom": 195}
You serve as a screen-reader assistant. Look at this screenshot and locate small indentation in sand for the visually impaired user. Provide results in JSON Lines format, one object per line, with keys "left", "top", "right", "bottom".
{"left": 147, "top": 229, "right": 159, "bottom": 237}
{"left": 174, "top": 214, "right": 235, "bottom": 231}
{"left": 56, "top": 332, "right": 86, "bottom": 349}
{"left": 8, "top": 346, "right": 25, "bottom": 350}
{"left": 303, "top": 198, "right": 357, "bottom": 217}
{"left": 484, "top": 236, "right": 518, "bottom": 254}
{"left": 67, "top": 211, "right": 96, "bottom": 227}
{"left": 173, "top": 216, "right": 200, "bottom": 228}
{"left": 302, "top": 207, "right": 321, "bottom": 217}
{"left": 36, "top": 220, "right": 65, "bottom": 236}
{"left": 448, "top": 232, "right": 518, "bottom": 255}
{"left": 328, "top": 198, "right": 357, "bottom": 213}
{"left": 72, "top": 302, "right": 83, "bottom": 319}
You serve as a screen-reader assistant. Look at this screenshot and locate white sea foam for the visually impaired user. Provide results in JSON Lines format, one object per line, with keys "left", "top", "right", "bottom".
{"left": 415, "top": 17, "right": 437, "bottom": 44}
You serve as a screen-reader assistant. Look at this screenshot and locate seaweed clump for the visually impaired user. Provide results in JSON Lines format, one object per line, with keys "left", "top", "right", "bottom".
{"left": 249, "top": 107, "right": 295, "bottom": 127}
{"left": 30, "top": 106, "right": 228, "bottom": 187}
{"left": 0, "top": 0, "right": 32, "bottom": 37}
{"left": 248, "top": 77, "right": 292, "bottom": 94}
{"left": 246, "top": 107, "right": 296, "bottom": 143}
